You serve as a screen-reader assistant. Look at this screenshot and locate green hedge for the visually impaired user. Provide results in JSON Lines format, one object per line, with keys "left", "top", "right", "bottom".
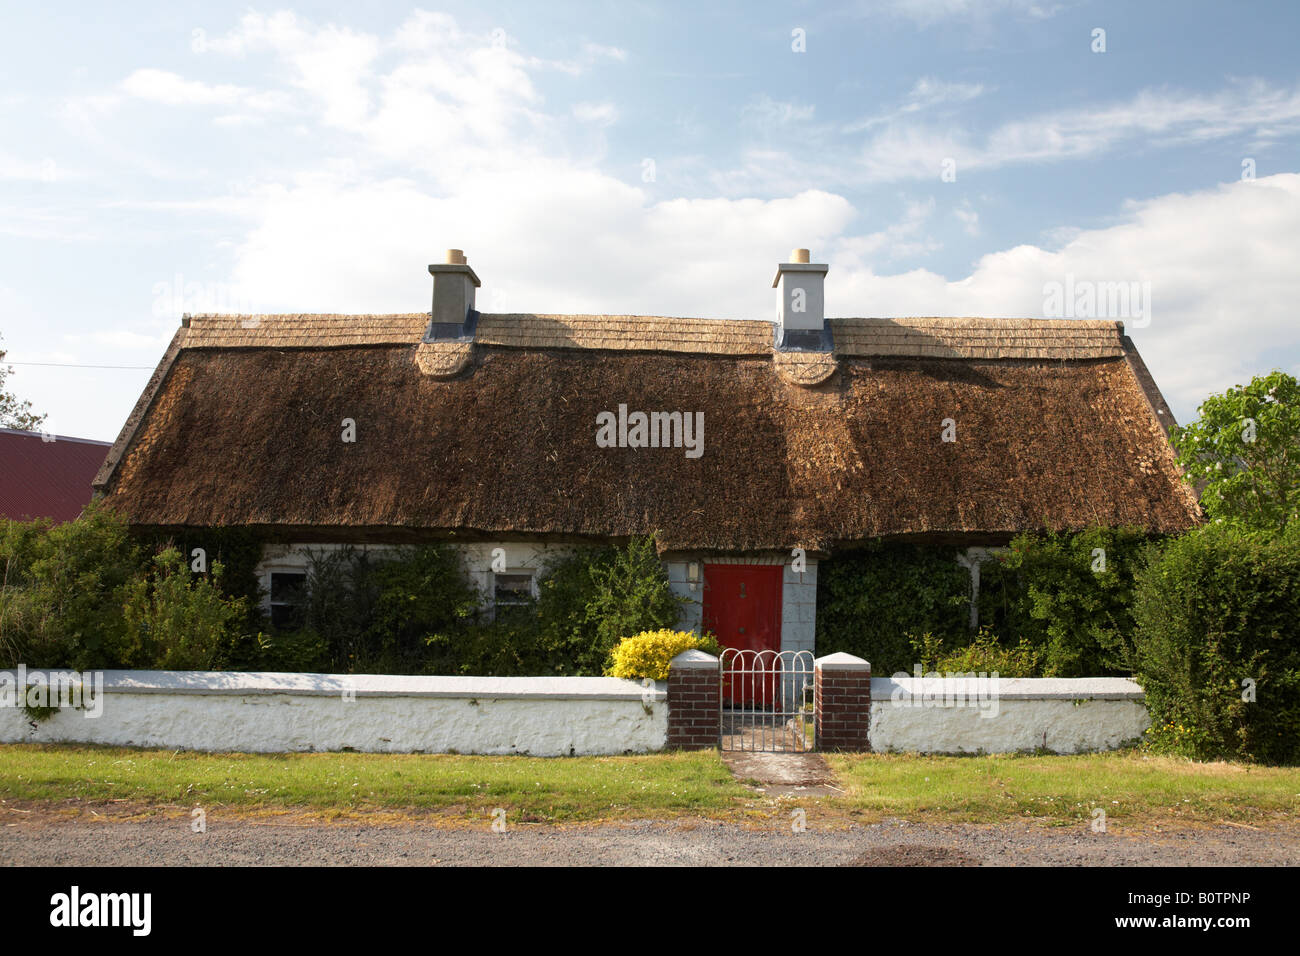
{"left": 815, "top": 542, "right": 970, "bottom": 676}
{"left": 265, "top": 535, "right": 684, "bottom": 676}
{"left": 977, "top": 527, "right": 1151, "bottom": 677}
{"left": 1131, "top": 523, "right": 1300, "bottom": 765}
{"left": 0, "top": 504, "right": 247, "bottom": 671}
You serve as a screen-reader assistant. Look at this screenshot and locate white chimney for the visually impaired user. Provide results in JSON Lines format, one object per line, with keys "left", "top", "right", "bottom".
{"left": 772, "top": 248, "right": 829, "bottom": 348}
{"left": 427, "top": 248, "right": 481, "bottom": 338}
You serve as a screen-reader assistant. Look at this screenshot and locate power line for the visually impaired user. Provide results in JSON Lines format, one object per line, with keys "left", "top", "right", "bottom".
{"left": 2, "top": 361, "right": 153, "bottom": 370}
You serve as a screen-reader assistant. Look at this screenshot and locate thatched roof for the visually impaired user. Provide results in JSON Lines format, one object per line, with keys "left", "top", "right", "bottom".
{"left": 94, "top": 313, "right": 1199, "bottom": 551}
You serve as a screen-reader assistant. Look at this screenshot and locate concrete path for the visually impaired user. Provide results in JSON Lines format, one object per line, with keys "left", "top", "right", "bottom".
{"left": 721, "top": 750, "right": 842, "bottom": 797}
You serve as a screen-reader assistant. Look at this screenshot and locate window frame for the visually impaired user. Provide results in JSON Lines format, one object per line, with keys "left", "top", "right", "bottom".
{"left": 492, "top": 569, "right": 537, "bottom": 607}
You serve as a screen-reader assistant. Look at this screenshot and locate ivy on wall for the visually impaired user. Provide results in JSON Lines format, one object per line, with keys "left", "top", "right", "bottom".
{"left": 815, "top": 540, "right": 971, "bottom": 676}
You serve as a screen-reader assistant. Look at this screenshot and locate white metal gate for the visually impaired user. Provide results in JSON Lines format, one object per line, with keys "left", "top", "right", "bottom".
{"left": 719, "top": 648, "right": 816, "bottom": 752}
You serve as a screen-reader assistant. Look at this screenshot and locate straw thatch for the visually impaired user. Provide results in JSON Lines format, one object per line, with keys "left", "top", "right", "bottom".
{"left": 178, "top": 312, "right": 1126, "bottom": 361}
{"left": 96, "top": 312, "right": 1200, "bottom": 550}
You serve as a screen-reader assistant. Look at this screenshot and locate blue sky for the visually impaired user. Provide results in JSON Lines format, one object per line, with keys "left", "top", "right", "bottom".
{"left": 2, "top": 0, "right": 1298, "bottom": 440}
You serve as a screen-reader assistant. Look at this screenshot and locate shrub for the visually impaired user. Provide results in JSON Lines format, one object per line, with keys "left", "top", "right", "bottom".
{"left": 299, "top": 546, "right": 381, "bottom": 670}
{"left": 0, "top": 502, "right": 141, "bottom": 670}
{"left": 977, "top": 527, "right": 1150, "bottom": 677}
{"left": 909, "top": 628, "right": 1041, "bottom": 677}
{"left": 605, "top": 629, "right": 722, "bottom": 681}
{"left": 1131, "top": 523, "right": 1300, "bottom": 764}
{"left": 534, "top": 535, "right": 686, "bottom": 675}
{"left": 286, "top": 545, "right": 480, "bottom": 673}
{"left": 816, "top": 542, "right": 970, "bottom": 675}
{"left": 246, "top": 628, "right": 330, "bottom": 673}
{"left": 427, "top": 612, "right": 550, "bottom": 677}
{"left": 365, "top": 545, "right": 481, "bottom": 671}
{"left": 122, "top": 548, "right": 248, "bottom": 670}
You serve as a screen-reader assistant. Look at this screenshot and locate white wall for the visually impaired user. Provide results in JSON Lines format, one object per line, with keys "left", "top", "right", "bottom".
{"left": 869, "top": 676, "right": 1150, "bottom": 754}
{"left": 0, "top": 670, "right": 667, "bottom": 756}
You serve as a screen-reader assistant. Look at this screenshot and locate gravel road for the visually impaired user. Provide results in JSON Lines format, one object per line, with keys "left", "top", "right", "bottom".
{"left": 3, "top": 814, "right": 1297, "bottom": 866}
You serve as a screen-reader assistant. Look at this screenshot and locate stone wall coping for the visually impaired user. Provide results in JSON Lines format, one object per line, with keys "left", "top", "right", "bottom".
{"left": 668, "top": 650, "right": 720, "bottom": 670}
{"left": 815, "top": 652, "right": 871, "bottom": 671}
{"left": 870, "top": 676, "right": 1144, "bottom": 701}
{"left": 0, "top": 669, "right": 668, "bottom": 703}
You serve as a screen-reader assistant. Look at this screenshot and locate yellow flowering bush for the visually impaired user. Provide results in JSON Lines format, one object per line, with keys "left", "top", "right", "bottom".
{"left": 605, "top": 629, "right": 721, "bottom": 681}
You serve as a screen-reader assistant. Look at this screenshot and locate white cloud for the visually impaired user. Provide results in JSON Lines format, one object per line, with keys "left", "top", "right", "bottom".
{"left": 572, "top": 101, "right": 618, "bottom": 125}
{"left": 953, "top": 200, "right": 979, "bottom": 236}
{"left": 225, "top": 168, "right": 854, "bottom": 318}
{"left": 0, "top": 152, "right": 60, "bottom": 182}
{"left": 581, "top": 42, "right": 628, "bottom": 62}
{"left": 742, "top": 95, "right": 816, "bottom": 128}
{"left": 844, "top": 76, "right": 984, "bottom": 132}
{"left": 860, "top": 79, "right": 1300, "bottom": 181}
{"left": 120, "top": 68, "right": 250, "bottom": 106}
{"left": 827, "top": 174, "right": 1300, "bottom": 419}
{"left": 880, "top": 0, "right": 1067, "bottom": 25}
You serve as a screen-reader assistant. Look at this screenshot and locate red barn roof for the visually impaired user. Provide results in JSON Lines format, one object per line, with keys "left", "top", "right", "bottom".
{"left": 0, "top": 429, "right": 110, "bottom": 524}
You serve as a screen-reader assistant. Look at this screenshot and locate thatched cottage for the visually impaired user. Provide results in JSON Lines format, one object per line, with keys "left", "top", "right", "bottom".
{"left": 94, "top": 249, "right": 1200, "bottom": 656}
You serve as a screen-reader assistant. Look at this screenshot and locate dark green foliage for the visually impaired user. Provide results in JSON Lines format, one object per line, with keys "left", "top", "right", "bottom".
{"left": 245, "top": 628, "right": 330, "bottom": 673}
{"left": 0, "top": 504, "right": 248, "bottom": 671}
{"left": 137, "top": 526, "right": 269, "bottom": 666}
{"left": 122, "top": 548, "right": 247, "bottom": 670}
{"left": 532, "top": 535, "right": 685, "bottom": 675}
{"left": 909, "top": 628, "right": 1041, "bottom": 678}
{"left": 276, "top": 545, "right": 479, "bottom": 673}
{"left": 251, "top": 536, "right": 683, "bottom": 676}
{"left": 0, "top": 501, "right": 141, "bottom": 669}
{"left": 365, "top": 545, "right": 481, "bottom": 671}
{"left": 1131, "top": 523, "right": 1300, "bottom": 764}
{"left": 976, "top": 527, "right": 1152, "bottom": 677}
{"left": 815, "top": 542, "right": 970, "bottom": 676}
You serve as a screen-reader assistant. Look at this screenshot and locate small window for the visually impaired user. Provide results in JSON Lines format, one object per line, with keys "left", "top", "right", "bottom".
{"left": 493, "top": 571, "right": 535, "bottom": 606}
{"left": 269, "top": 571, "right": 307, "bottom": 630}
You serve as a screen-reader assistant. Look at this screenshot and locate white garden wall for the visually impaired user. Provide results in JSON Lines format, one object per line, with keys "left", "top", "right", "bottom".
{"left": 869, "top": 676, "right": 1149, "bottom": 754}
{"left": 0, "top": 670, "right": 667, "bottom": 756}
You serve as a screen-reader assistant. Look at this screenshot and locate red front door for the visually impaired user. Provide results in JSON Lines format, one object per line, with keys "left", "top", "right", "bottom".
{"left": 702, "top": 564, "right": 783, "bottom": 704}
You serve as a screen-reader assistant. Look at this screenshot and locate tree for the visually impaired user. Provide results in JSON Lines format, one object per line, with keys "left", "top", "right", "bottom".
{"left": 0, "top": 336, "right": 46, "bottom": 431}
{"left": 1171, "top": 370, "right": 1300, "bottom": 534}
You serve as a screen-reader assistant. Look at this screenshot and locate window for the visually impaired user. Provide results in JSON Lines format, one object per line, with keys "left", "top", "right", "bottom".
{"left": 269, "top": 571, "right": 307, "bottom": 630}
{"left": 493, "top": 571, "right": 535, "bottom": 606}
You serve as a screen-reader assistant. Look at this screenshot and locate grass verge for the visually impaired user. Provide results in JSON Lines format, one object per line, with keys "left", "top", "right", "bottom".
{"left": 825, "top": 750, "right": 1300, "bottom": 825}
{"left": 0, "top": 744, "right": 750, "bottom": 823}
{"left": 4, "top": 745, "right": 1299, "bottom": 827}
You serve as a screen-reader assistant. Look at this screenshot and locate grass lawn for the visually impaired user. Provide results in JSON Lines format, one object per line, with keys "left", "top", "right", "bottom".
{"left": 0, "top": 744, "right": 750, "bottom": 823}
{"left": 826, "top": 750, "right": 1300, "bottom": 825}
{"left": 3, "top": 744, "right": 1298, "bottom": 826}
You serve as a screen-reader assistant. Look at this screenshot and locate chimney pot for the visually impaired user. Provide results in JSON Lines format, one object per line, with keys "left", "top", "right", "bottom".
{"left": 791, "top": 248, "right": 810, "bottom": 263}
{"left": 446, "top": 248, "right": 466, "bottom": 265}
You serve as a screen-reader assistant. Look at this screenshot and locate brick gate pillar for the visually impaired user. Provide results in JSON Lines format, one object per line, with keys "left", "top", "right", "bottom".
{"left": 666, "top": 649, "right": 720, "bottom": 750}
{"left": 815, "top": 652, "right": 871, "bottom": 752}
